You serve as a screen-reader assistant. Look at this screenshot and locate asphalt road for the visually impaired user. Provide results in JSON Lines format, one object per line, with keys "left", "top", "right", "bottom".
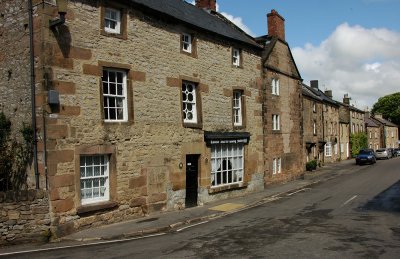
{"left": 4, "top": 157, "right": 400, "bottom": 258}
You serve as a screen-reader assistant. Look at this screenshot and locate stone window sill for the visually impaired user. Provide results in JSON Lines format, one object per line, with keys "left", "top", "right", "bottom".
{"left": 208, "top": 182, "right": 248, "bottom": 194}
{"left": 77, "top": 201, "right": 118, "bottom": 216}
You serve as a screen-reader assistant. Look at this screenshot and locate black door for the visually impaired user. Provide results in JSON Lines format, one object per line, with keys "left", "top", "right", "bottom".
{"left": 185, "top": 155, "right": 199, "bottom": 208}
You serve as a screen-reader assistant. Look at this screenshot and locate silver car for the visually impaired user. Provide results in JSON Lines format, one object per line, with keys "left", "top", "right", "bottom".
{"left": 375, "top": 148, "right": 391, "bottom": 160}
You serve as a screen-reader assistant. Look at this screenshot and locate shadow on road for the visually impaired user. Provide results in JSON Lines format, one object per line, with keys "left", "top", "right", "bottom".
{"left": 361, "top": 180, "right": 400, "bottom": 213}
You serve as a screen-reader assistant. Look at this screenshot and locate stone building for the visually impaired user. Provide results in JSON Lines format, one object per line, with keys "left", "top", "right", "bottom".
{"left": 302, "top": 83, "right": 324, "bottom": 164}
{"left": 365, "top": 116, "right": 381, "bottom": 150}
{"left": 256, "top": 10, "right": 304, "bottom": 184}
{"left": 368, "top": 113, "right": 399, "bottom": 149}
{"left": 306, "top": 81, "right": 340, "bottom": 164}
{"left": 1, "top": 0, "right": 267, "bottom": 238}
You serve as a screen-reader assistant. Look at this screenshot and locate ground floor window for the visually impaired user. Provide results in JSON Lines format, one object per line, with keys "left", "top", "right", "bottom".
{"left": 80, "top": 155, "right": 110, "bottom": 205}
{"left": 211, "top": 143, "right": 244, "bottom": 187}
{"left": 325, "top": 142, "right": 332, "bottom": 157}
{"left": 272, "top": 158, "right": 281, "bottom": 174}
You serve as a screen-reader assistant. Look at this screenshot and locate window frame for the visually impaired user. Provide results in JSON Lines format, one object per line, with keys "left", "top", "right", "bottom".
{"left": 233, "top": 90, "right": 245, "bottom": 127}
{"left": 232, "top": 48, "right": 242, "bottom": 67}
{"left": 271, "top": 78, "right": 280, "bottom": 96}
{"left": 181, "top": 80, "right": 202, "bottom": 128}
{"left": 100, "top": 4, "right": 127, "bottom": 39}
{"left": 181, "top": 33, "right": 192, "bottom": 53}
{"left": 313, "top": 121, "right": 317, "bottom": 135}
{"left": 272, "top": 158, "right": 281, "bottom": 175}
{"left": 80, "top": 155, "right": 110, "bottom": 205}
{"left": 104, "top": 7, "right": 121, "bottom": 34}
{"left": 272, "top": 114, "right": 280, "bottom": 131}
{"left": 325, "top": 142, "right": 332, "bottom": 157}
{"left": 210, "top": 143, "right": 244, "bottom": 188}
{"left": 101, "top": 68, "right": 129, "bottom": 122}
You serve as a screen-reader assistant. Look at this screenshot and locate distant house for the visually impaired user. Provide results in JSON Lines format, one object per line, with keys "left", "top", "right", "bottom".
{"left": 366, "top": 113, "right": 399, "bottom": 149}
{"left": 302, "top": 83, "right": 324, "bottom": 164}
{"left": 365, "top": 116, "right": 381, "bottom": 150}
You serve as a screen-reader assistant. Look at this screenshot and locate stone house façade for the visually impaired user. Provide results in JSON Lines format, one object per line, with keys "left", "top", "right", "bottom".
{"left": 302, "top": 84, "right": 324, "bottom": 164}
{"left": 365, "top": 116, "right": 381, "bottom": 150}
{"left": 256, "top": 10, "right": 304, "bottom": 184}
{"left": 1, "top": 0, "right": 278, "bottom": 239}
{"left": 0, "top": 0, "right": 317, "bottom": 241}
{"left": 304, "top": 81, "right": 340, "bottom": 164}
{"left": 367, "top": 113, "right": 399, "bottom": 149}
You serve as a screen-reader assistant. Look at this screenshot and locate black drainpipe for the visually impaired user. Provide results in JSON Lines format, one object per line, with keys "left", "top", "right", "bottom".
{"left": 28, "top": 0, "right": 40, "bottom": 189}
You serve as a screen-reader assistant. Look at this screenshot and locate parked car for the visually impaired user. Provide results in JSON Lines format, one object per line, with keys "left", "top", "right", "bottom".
{"left": 394, "top": 148, "right": 400, "bottom": 157}
{"left": 355, "top": 150, "right": 376, "bottom": 165}
{"left": 375, "top": 148, "right": 392, "bottom": 160}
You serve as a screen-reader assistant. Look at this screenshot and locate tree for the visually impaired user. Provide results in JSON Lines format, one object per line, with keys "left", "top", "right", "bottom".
{"left": 350, "top": 132, "right": 368, "bottom": 157}
{"left": 371, "top": 92, "right": 400, "bottom": 125}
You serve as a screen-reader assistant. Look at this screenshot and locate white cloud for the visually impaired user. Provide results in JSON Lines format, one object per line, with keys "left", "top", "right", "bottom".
{"left": 220, "top": 12, "right": 255, "bottom": 36}
{"left": 292, "top": 23, "right": 400, "bottom": 110}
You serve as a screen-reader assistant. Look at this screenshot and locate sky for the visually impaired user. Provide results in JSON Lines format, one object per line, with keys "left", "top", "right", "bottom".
{"left": 188, "top": 0, "right": 400, "bottom": 110}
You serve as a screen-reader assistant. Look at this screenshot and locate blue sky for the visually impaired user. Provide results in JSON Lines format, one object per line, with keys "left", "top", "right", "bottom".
{"left": 216, "top": 0, "right": 400, "bottom": 47}
{"left": 189, "top": 0, "right": 400, "bottom": 110}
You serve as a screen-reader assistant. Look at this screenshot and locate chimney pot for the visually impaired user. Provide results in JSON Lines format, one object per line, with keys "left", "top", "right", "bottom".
{"left": 267, "top": 9, "right": 285, "bottom": 41}
{"left": 195, "top": 0, "right": 216, "bottom": 12}
{"left": 324, "top": 90, "right": 333, "bottom": 98}
{"left": 310, "top": 80, "right": 319, "bottom": 89}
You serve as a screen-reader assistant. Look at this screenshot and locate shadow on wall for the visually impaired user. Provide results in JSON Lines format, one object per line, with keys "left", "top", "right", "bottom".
{"left": 51, "top": 24, "right": 71, "bottom": 58}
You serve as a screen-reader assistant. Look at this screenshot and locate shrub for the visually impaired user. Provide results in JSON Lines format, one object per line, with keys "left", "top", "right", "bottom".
{"left": 306, "top": 160, "right": 317, "bottom": 171}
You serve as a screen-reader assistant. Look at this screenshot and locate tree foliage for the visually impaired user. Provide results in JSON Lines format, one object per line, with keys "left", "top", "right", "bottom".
{"left": 350, "top": 132, "right": 368, "bottom": 157}
{"left": 371, "top": 92, "right": 400, "bottom": 126}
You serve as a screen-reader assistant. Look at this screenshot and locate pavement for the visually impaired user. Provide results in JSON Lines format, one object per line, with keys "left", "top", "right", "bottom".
{"left": 0, "top": 159, "right": 359, "bottom": 255}
{"left": 60, "top": 159, "right": 358, "bottom": 242}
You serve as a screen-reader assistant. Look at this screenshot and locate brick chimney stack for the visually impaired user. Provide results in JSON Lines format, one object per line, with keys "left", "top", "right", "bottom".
{"left": 267, "top": 9, "right": 285, "bottom": 41}
{"left": 195, "top": 0, "right": 216, "bottom": 12}
{"left": 343, "top": 94, "right": 351, "bottom": 105}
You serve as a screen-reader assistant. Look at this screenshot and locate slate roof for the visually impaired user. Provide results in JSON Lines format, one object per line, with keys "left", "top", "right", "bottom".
{"left": 372, "top": 116, "right": 398, "bottom": 127}
{"left": 302, "top": 84, "right": 338, "bottom": 106}
{"left": 365, "top": 117, "right": 379, "bottom": 127}
{"left": 129, "top": 0, "right": 262, "bottom": 49}
{"left": 302, "top": 84, "right": 322, "bottom": 101}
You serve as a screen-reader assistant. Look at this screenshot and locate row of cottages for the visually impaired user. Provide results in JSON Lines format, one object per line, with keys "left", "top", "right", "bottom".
{"left": 0, "top": 0, "right": 303, "bottom": 238}
{"left": 302, "top": 80, "right": 367, "bottom": 165}
{"left": 365, "top": 113, "right": 399, "bottom": 150}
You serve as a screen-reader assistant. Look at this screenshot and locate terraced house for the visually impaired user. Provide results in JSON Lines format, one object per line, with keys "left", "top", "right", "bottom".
{"left": 0, "top": 0, "right": 306, "bottom": 241}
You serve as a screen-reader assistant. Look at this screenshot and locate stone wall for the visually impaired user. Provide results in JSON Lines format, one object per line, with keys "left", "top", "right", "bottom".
{"left": 263, "top": 40, "right": 304, "bottom": 184}
{"left": 0, "top": 189, "right": 50, "bottom": 246}
{"left": 0, "top": 0, "right": 32, "bottom": 136}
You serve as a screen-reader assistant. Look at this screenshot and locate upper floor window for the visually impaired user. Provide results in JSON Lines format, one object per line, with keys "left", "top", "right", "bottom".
{"left": 233, "top": 90, "right": 243, "bottom": 127}
{"left": 313, "top": 121, "right": 317, "bottom": 135}
{"left": 271, "top": 79, "right": 280, "bottom": 96}
{"left": 312, "top": 102, "right": 316, "bottom": 112}
{"left": 182, "top": 33, "right": 192, "bottom": 53}
{"left": 272, "top": 114, "right": 280, "bottom": 131}
{"left": 102, "top": 69, "right": 128, "bottom": 122}
{"left": 369, "top": 131, "right": 372, "bottom": 139}
{"left": 104, "top": 8, "right": 121, "bottom": 34}
{"left": 80, "top": 155, "right": 110, "bottom": 205}
{"left": 232, "top": 48, "right": 241, "bottom": 67}
{"left": 182, "top": 81, "right": 198, "bottom": 124}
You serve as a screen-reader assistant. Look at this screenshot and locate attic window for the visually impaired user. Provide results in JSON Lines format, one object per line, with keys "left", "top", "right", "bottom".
{"left": 232, "top": 48, "right": 242, "bottom": 67}
{"left": 104, "top": 8, "right": 121, "bottom": 34}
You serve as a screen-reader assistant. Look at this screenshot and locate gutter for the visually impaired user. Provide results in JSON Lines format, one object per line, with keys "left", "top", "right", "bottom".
{"left": 28, "top": 0, "right": 40, "bottom": 189}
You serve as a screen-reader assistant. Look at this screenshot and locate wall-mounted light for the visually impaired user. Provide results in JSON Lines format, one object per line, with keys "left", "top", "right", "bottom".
{"left": 49, "top": 0, "right": 68, "bottom": 28}
{"left": 179, "top": 162, "right": 183, "bottom": 169}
